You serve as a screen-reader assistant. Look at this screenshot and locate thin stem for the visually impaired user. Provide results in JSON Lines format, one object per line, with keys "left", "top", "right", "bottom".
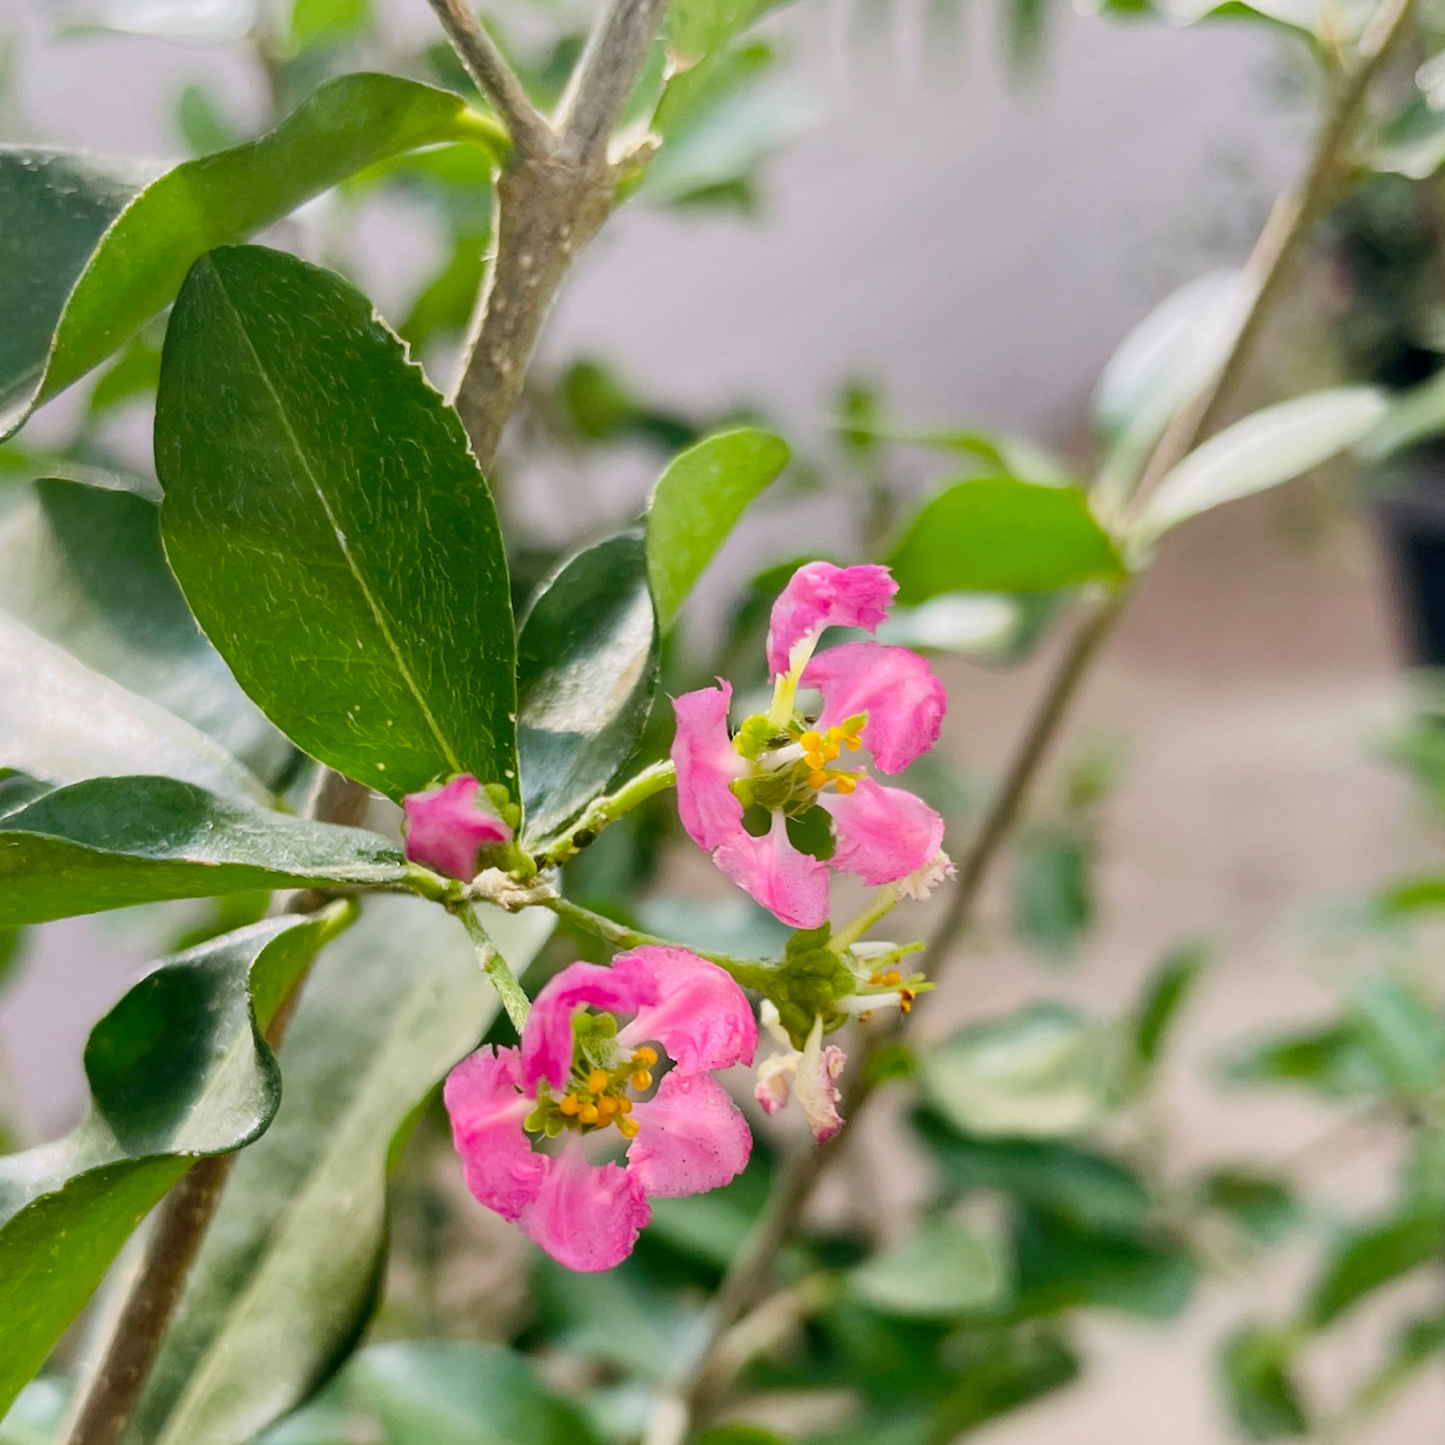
{"left": 828, "top": 883, "right": 901, "bottom": 955}
{"left": 538, "top": 759, "right": 677, "bottom": 867}
{"left": 542, "top": 894, "right": 775, "bottom": 989}
{"left": 423, "top": 0, "right": 552, "bottom": 159}
{"left": 457, "top": 903, "right": 531, "bottom": 1032}
{"left": 555, "top": 0, "right": 671, "bottom": 161}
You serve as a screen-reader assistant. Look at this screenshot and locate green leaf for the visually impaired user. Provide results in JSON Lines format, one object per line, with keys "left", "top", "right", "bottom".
{"left": 1199, "top": 1171, "right": 1300, "bottom": 1245}
{"left": 667, "top": 0, "right": 759, "bottom": 65}
{"left": 291, "top": 0, "right": 372, "bottom": 50}
{"left": 1013, "top": 1207, "right": 1196, "bottom": 1320}
{"left": 1359, "top": 366, "right": 1445, "bottom": 459}
{"left": 1348, "top": 977, "right": 1445, "bottom": 1096}
{"left": 914, "top": 1112, "right": 1152, "bottom": 1234}
{"left": 517, "top": 531, "right": 658, "bottom": 844}
{"left": 645, "top": 427, "right": 789, "bottom": 631}
{"left": 1124, "top": 941, "right": 1206, "bottom": 1090}
{"left": 1222, "top": 1021, "right": 1388, "bottom": 1099}
{"left": 1371, "top": 94, "right": 1445, "bottom": 180}
{"left": 0, "top": 910, "right": 345, "bottom": 1418}
{"left": 0, "top": 610, "right": 269, "bottom": 804}
{"left": 1221, "top": 1327, "right": 1309, "bottom": 1440}
{"left": 850, "top": 1218, "right": 1011, "bottom": 1318}
{"left": 694, "top": 1430, "right": 790, "bottom": 1445}
{"left": 1353, "top": 1310, "right": 1445, "bottom": 1411}
{"left": 157, "top": 245, "right": 516, "bottom": 802}
{"left": 0, "top": 770, "right": 50, "bottom": 821}
{"left": 0, "top": 477, "right": 291, "bottom": 784}
{"left": 0, "top": 775, "right": 405, "bottom": 927}
{"left": 349, "top": 1341, "right": 604, "bottom": 1445}
{"left": 1134, "top": 388, "right": 1387, "bottom": 541}
{"left": 920, "top": 1003, "right": 1120, "bottom": 1138}
{"left": 1307, "top": 1211, "right": 1445, "bottom": 1328}
{"left": 1, "top": 74, "right": 502, "bottom": 437}
{"left": 0, "top": 149, "right": 155, "bottom": 433}
{"left": 1092, "top": 270, "right": 1247, "bottom": 500}
{"left": 132, "top": 897, "right": 553, "bottom": 1445}
{"left": 1012, "top": 832, "right": 1092, "bottom": 960}
{"left": 886, "top": 478, "right": 1125, "bottom": 603}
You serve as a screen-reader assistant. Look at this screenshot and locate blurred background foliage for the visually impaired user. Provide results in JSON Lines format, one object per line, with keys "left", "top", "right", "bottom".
{"left": 10, "top": 0, "right": 1445, "bottom": 1440}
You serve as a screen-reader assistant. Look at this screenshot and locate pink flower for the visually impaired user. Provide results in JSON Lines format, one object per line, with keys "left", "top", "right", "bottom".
{"left": 670, "top": 563, "right": 947, "bottom": 928}
{"left": 444, "top": 947, "right": 756, "bottom": 1272}
{"left": 403, "top": 775, "right": 513, "bottom": 881}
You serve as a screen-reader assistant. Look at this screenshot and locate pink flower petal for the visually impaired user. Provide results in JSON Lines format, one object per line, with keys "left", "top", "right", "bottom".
{"left": 765, "top": 562, "right": 898, "bottom": 679}
{"left": 818, "top": 776, "right": 945, "bottom": 887}
{"left": 795, "top": 1019, "right": 847, "bottom": 1144}
{"left": 520, "top": 958, "right": 660, "bottom": 1093}
{"left": 753, "top": 1055, "right": 794, "bottom": 1116}
{"left": 444, "top": 1047, "right": 546, "bottom": 1222}
{"left": 671, "top": 683, "right": 746, "bottom": 852}
{"left": 627, "top": 1069, "right": 753, "bottom": 1198}
{"left": 802, "top": 642, "right": 946, "bottom": 773}
{"left": 519, "top": 1137, "right": 651, "bottom": 1271}
{"left": 616, "top": 946, "right": 757, "bottom": 1072}
{"left": 713, "top": 812, "right": 830, "bottom": 930}
{"left": 403, "top": 775, "right": 513, "bottom": 881}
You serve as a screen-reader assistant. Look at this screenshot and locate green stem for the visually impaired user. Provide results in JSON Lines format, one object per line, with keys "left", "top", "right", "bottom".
{"left": 457, "top": 904, "right": 531, "bottom": 1032}
{"left": 828, "top": 884, "right": 901, "bottom": 955}
{"left": 542, "top": 894, "right": 777, "bottom": 992}
{"left": 538, "top": 760, "right": 678, "bottom": 867}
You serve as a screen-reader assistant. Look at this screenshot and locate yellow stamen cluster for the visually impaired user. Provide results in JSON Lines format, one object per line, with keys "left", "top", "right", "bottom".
{"left": 551, "top": 1044, "right": 660, "bottom": 1141}
{"left": 868, "top": 969, "right": 903, "bottom": 987}
{"left": 799, "top": 722, "right": 865, "bottom": 793}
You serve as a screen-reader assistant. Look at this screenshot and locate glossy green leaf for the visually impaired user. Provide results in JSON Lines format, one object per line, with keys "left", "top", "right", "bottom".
{"left": 0, "top": 477, "right": 290, "bottom": 784}
{"left": 1092, "top": 270, "right": 1247, "bottom": 501}
{"left": 291, "top": 0, "right": 371, "bottom": 49}
{"left": 1134, "top": 388, "right": 1388, "bottom": 541}
{"left": 0, "top": 910, "right": 346, "bottom": 1418}
{"left": 851, "top": 1218, "right": 1010, "bottom": 1318}
{"left": 1, "top": 74, "right": 502, "bottom": 437}
{"left": 646, "top": 427, "right": 789, "bottom": 630}
{"left": 915, "top": 1112, "right": 1151, "bottom": 1234}
{"left": 0, "top": 770, "right": 50, "bottom": 821}
{"left": 667, "top": 0, "right": 759, "bottom": 64}
{"left": 0, "top": 149, "right": 155, "bottom": 433}
{"left": 0, "top": 610, "right": 268, "bottom": 804}
{"left": 887, "top": 478, "right": 1125, "bottom": 603}
{"left": 0, "top": 775, "right": 405, "bottom": 927}
{"left": 517, "top": 530, "right": 658, "bottom": 844}
{"left": 157, "top": 245, "right": 516, "bottom": 802}
{"left": 132, "top": 897, "right": 553, "bottom": 1445}
{"left": 1307, "top": 1211, "right": 1445, "bottom": 1328}
{"left": 920, "top": 1003, "right": 1120, "bottom": 1138}
{"left": 1221, "top": 1327, "right": 1309, "bottom": 1440}
{"left": 349, "top": 1341, "right": 604, "bottom": 1445}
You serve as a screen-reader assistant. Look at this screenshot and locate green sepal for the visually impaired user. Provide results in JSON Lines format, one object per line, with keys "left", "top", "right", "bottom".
{"left": 764, "top": 925, "right": 858, "bottom": 1048}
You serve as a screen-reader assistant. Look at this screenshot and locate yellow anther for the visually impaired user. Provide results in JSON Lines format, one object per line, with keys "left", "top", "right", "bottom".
{"left": 558, "top": 1093, "right": 580, "bottom": 1116}
{"left": 868, "top": 971, "right": 886, "bottom": 986}
{"left": 631, "top": 1069, "right": 653, "bottom": 1092}
{"left": 596, "top": 1095, "right": 619, "bottom": 1117}
{"left": 833, "top": 775, "right": 857, "bottom": 794}
{"left": 884, "top": 970, "right": 902, "bottom": 986}
{"left": 844, "top": 734, "right": 863, "bottom": 751}
{"left": 899, "top": 988, "right": 915, "bottom": 1014}
{"left": 586, "top": 1069, "right": 609, "bottom": 1094}
{"left": 800, "top": 730, "right": 822, "bottom": 752}
{"left": 616, "top": 1096, "right": 634, "bottom": 1114}
{"left": 617, "top": 1115, "right": 640, "bottom": 1139}
{"left": 804, "top": 752, "right": 825, "bottom": 771}
{"left": 632, "top": 1046, "right": 658, "bottom": 1067}
{"left": 578, "top": 1102, "right": 600, "bottom": 1124}
{"left": 807, "top": 769, "right": 828, "bottom": 789}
